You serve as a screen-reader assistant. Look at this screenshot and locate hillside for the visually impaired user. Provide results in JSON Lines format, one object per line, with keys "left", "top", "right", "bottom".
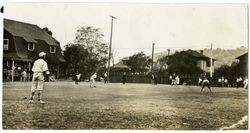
{"left": 155, "top": 46, "right": 248, "bottom": 68}
{"left": 202, "top": 46, "right": 248, "bottom": 68}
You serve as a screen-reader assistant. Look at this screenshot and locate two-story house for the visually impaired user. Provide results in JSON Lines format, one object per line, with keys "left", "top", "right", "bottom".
{"left": 3, "top": 19, "right": 65, "bottom": 81}
{"left": 182, "top": 50, "right": 216, "bottom": 73}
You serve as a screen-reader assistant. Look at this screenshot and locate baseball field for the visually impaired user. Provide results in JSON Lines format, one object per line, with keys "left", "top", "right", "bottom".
{"left": 2, "top": 81, "right": 248, "bottom": 130}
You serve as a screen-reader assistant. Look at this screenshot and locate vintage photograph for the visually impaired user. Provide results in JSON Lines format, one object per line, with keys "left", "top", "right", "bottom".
{"left": 1, "top": 2, "right": 248, "bottom": 130}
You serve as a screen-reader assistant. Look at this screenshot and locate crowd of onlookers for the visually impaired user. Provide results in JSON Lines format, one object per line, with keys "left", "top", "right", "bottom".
{"left": 3, "top": 66, "right": 29, "bottom": 82}
{"left": 3, "top": 66, "right": 56, "bottom": 82}
{"left": 169, "top": 73, "right": 181, "bottom": 85}
{"left": 216, "top": 76, "right": 248, "bottom": 89}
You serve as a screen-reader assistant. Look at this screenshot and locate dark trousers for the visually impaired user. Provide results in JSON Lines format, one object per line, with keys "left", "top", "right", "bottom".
{"left": 122, "top": 78, "right": 126, "bottom": 84}
{"left": 75, "top": 78, "right": 79, "bottom": 85}
{"left": 201, "top": 82, "right": 212, "bottom": 92}
{"left": 104, "top": 77, "right": 107, "bottom": 84}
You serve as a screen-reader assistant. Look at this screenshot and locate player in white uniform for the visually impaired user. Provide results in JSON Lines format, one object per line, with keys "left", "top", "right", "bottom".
{"left": 29, "top": 52, "right": 50, "bottom": 104}
{"left": 90, "top": 72, "right": 97, "bottom": 87}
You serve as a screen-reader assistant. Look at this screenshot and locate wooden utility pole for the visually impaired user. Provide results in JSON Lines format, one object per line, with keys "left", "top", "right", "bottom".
{"left": 107, "top": 16, "right": 116, "bottom": 83}
{"left": 151, "top": 43, "right": 155, "bottom": 73}
{"left": 210, "top": 43, "right": 213, "bottom": 78}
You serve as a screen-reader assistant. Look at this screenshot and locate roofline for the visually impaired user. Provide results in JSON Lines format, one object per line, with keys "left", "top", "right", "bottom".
{"left": 236, "top": 52, "right": 248, "bottom": 59}
{"left": 4, "top": 18, "right": 38, "bottom": 27}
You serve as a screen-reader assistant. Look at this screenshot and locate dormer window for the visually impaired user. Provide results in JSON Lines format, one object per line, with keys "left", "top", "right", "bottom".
{"left": 50, "top": 46, "right": 56, "bottom": 53}
{"left": 28, "top": 42, "right": 35, "bottom": 51}
{"left": 3, "top": 39, "right": 9, "bottom": 50}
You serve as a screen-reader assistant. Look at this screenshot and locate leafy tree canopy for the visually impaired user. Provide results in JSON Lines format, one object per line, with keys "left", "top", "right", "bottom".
{"left": 127, "top": 52, "right": 151, "bottom": 73}
{"left": 63, "top": 26, "right": 108, "bottom": 78}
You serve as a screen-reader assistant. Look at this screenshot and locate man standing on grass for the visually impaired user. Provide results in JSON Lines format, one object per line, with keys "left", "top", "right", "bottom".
{"left": 75, "top": 73, "right": 81, "bottom": 85}
{"left": 29, "top": 52, "right": 50, "bottom": 104}
{"left": 104, "top": 71, "right": 107, "bottom": 84}
{"left": 122, "top": 72, "right": 126, "bottom": 84}
{"left": 200, "top": 72, "right": 212, "bottom": 93}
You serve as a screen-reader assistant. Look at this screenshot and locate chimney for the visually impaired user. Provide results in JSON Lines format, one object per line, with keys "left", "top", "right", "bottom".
{"left": 200, "top": 50, "right": 203, "bottom": 55}
{"left": 167, "top": 49, "right": 170, "bottom": 56}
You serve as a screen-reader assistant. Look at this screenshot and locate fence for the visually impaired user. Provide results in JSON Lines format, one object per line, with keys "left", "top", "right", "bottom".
{"left": 110, "top": 73, "right": 229, "bottom": 87}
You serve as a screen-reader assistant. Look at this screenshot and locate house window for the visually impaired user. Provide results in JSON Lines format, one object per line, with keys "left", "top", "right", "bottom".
{"left": 28, "top": 43, "right": 35, "bottom": 51}
{"left": 207, "top": 60, "right": 211, "bottom": 67}
{"left": 50, "top": 46, "right": 56, "bottom": 53}
{"left": 3, "top": 39, "right": 9, "bottom": 50}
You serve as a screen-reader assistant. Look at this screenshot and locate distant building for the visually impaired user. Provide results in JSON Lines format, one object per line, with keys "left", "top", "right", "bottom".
{"left": 235, "top": 52, "right": 248, "bottom": 77}
{"left": 112, "top": 57, "right": 130, "bottom": 72}
{"left": 3, "top": 19, "right": 65, "bottom": 81}
{"left": 183, "top": 50, "right": 216, "bottom": 73}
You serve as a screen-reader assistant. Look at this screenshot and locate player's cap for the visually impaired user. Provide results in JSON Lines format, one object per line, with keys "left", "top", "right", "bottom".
{"left": 39, "top": 52, "right": 46, "bottom": 57}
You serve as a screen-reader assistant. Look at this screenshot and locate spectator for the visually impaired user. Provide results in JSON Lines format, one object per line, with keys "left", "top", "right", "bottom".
{"left": 154, "top": 74, "right": 158, "bottom": 85}
{"left": 236, "top": 77, "right": 243, "bottom": 88}
{"left": 103, "top": 71, "right": 107, "bottom": 84}
{"left": 243, "top": 77, "right": 248, "bottom": 89}
{"left": 221, "top": 76, "right": 225, "bottom": 87}
{"left": 122, "top": 72, "right": 126, "bottom": 84}
{"left": 75, "top": 73, "right": 81, "bottom": 85}
{"left": 21, "top": 69, "right": 27, "bottom": 82}
{"left": 171, "top": 73, "right": 176, "bottom": 85}
{"left": 218, "top": 78, "right": 222, "bottom": 87}
{"left": 175, "top": 75, "right": 180, "bottom": 85}
{"left": 151, "top": 74, "right": 155, "bottom": 85}
{"left": 224, "top": 79, "right": 228, "bottom": 87}
{"left": 169, "top": 75, "right": 172, "bottom": 85}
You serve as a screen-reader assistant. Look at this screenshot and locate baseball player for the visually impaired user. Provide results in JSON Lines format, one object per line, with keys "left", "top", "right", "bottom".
{"left": 90, "top": 72, "right": 97, "bottom": 87}
{"left": 200, "top": 73, "right": 212, "bottom": 93}
{"left": 75, "top": 73, "right": 81, "bottom": 85}
{"left": 29, "top": 52, "right": 50, "bottom": 104}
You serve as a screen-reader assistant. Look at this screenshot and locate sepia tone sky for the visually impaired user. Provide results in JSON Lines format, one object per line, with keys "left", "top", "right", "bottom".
{"left": 3, "top": 2, "right": 248, "bottom": 63}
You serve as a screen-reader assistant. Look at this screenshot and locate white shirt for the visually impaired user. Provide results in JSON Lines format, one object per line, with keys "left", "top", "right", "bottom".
{"left": 32, "top": 59, "right": 49, "bottom": 72}
{"left": 22, "top": 71, "right": 27, "bottom": 77}
{"left": 91, "top": 73, "right": 97, "bottom": 79}
{"left": 243, "top": 79, "right": 248, "bottom": 84}
{"left": 76, "top": 74, "right": 81, "bottom": 80}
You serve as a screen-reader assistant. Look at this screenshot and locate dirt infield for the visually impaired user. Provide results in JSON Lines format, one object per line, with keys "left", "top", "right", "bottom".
{"left": 2, "top": 82, "right": 248, "bottom": 130}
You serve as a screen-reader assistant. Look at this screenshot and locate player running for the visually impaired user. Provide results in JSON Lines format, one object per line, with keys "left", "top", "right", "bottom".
{"left": 90, "top": 72, "right": 97, "bottom": 87}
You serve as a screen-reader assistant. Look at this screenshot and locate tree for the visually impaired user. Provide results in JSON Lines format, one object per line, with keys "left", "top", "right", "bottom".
{"left": 127, "top": 52, "right": 151, "bottom": 73}
{"left": 63, "top": 44, "right": 89, "bottom": 78}
{"left": 167, "top": 51, "right": 203, "bottom": 74}
{"left": 214, "top": 65, "right": 231, "bottom": 78}
{"left": 157, "top": 55, "right": 169, "bottom": 72}
{"left": 64, "top": 26, "right": 108, "bottom": 79}
{"left": 74, "top": 26, "right": 108, "bottom": 69}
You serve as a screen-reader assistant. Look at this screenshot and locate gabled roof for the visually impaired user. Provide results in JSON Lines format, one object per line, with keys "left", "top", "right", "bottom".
{"left": 236, "top": 52, "right": 248, "bottom": 60}
{"left": 4, "top": 19, "right": 59, "bottom": 46}
{"left": 185, "top": 50, "right": 210, "bottom": 59}
{"left": 113, "top": 61, "right": 129, "bottom": 69}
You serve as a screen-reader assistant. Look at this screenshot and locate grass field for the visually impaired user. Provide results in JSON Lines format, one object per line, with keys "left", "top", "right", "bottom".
{"left": 2, "top": 81, "right": 248, "bottom": 130}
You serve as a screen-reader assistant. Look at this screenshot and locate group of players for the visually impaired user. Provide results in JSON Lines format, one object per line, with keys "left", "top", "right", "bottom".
{"left": 29, "top": 52, "right": 238, "bottom": 104}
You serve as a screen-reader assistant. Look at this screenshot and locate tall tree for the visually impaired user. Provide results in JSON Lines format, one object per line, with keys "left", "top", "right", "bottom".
{"left": 157, "top": 56, "right": 169, "bottom": 72}
{"left": 63, "top": 44, "right": 89, "bottom": 77}
{"left": 127, "top": 52, "right": 151, "bottom": 73}
{"left": 64, "top": 26, "right": 108, "bottom": 79}
{"left": 74, "top": 26, "right": 108, "bottom": 75}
